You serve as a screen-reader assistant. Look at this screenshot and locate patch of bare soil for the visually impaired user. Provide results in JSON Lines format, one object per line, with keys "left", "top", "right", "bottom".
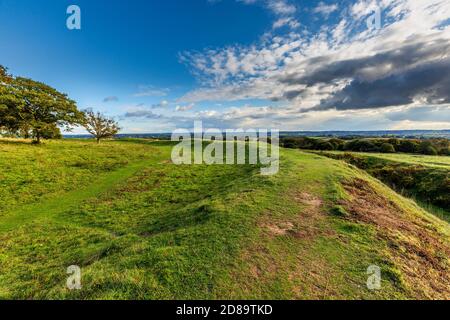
{"left": 296, "top": 192, "right": 323, "bottom": 208}
{"left": 262, "top": 222, "right": 295, "bottom": 236}
{"left": 341, "top": 178, "right": 450, "bottom": 299}
{"left": 260, "top": 192, "right": 328, "bottom": 239}
{"left": 291, "top": 192, "right": 335, "bottom": 240}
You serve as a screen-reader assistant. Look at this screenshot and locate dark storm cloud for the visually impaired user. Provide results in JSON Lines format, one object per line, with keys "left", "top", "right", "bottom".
{"left": 282, "top": 89, "right": 307, "bottom": 100}
{"left": 281, "top": 39, "right": 450, "bottom": 87}
{"left": 280, "top": 37, "right": 450, "bottom": 110}
{"left": 313, "top": 60, "right": 450, "bottom": 111}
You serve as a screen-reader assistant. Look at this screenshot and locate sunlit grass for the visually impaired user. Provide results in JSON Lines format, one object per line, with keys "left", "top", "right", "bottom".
{"left": 0, "top": 139, "right": 448, "bottom": 299}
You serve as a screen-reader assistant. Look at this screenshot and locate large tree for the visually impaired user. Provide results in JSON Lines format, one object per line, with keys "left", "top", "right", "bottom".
{"left": 0, "top": 67, "right": 84, "bottom": 142}
{"left": 0, "top": 66, "right": 22, "bottom": 134}
{"left": 83, "top": 109, "right": 120, "bottom": 143}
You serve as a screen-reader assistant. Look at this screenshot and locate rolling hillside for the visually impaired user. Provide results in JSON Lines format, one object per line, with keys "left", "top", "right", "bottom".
{"left": 0, "top": 139, "right": 448, "bottom": 299}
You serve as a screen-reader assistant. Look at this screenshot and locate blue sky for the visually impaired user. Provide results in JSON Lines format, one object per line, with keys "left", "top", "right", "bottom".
{"left": 0, "top": 0, "right": 449, "bottom": 133}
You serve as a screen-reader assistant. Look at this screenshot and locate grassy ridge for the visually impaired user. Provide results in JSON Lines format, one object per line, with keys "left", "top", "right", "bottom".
{"left": 0, "top": 139, "right": 448, "bottom": 299}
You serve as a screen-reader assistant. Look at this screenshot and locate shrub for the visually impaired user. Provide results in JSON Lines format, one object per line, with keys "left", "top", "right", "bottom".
{"left": 380, "top": 143, "right": 396, "bottom": 153}
{"left": 398, "top": 140, "right": 419, "bottom": 153}
{"left": 419, "top": 141, "right": 438, "bottom": 155}
{"left": 439, "top": 147, "right": 450, "bottom": 156}
{"left": 328, "top": 138, "right": 345, "bottom": 150}
{"left": 344, "top": 139, "right": 378, "bottom": 152}
{"left": 317, "top": 141, "right": 335, "bottom": 151}
{"left": 423, "top": 145, "right": 438, "bottom": 155}
{"left": 387, "top": 138, "right": 400, "bottom": 147}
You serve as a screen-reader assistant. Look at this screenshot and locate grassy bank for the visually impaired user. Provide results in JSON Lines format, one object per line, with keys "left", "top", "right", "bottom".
{"left": 0, "top": 139, "right": 448, "bottom": 299}
{"left": 317, "top": 151, "right": 450, "bottom": 221}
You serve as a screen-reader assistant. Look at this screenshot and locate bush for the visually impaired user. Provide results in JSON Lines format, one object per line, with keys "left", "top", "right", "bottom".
{"left": 344, "top": 139, "right": 378, "bottom": 152}
{"left": 439, "top": 148, "right": 450, "bottom": 156}
{"left": 328, "top": 138, "right": 345, "bottom": 150}
{"left": 423, "top": 145, "right": 438, "bottom": 155}
{"left": 398, "top": 140, "right": 419, "bottom": 153}
{"left": 380, "top": 143, "right": 396, "bottom": 153}
{"left": 419, "top": 141, "right": 438, "bottom": 155}
{"left": 317, "top": 141, "right": 335, "bottom": 151}
{"left": 387, "top": 138, "right": 400, "bottom": 148}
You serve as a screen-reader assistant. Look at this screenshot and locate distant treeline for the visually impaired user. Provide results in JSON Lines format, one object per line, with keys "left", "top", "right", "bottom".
{"left": 281, "top": 136, "right": 450, "bottom": 156}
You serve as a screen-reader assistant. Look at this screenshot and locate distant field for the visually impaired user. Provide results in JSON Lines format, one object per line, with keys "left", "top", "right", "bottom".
{"left": 0, "top": 139, "right": 449, "bottom": 299}
{"left": 324, "top": 151, "right": 450, "bottom": 169}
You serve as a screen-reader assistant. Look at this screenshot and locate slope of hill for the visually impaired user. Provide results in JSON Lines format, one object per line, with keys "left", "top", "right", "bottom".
{"left": 0, "top": 139, "right": 448, "bottom": 299}
{"left": 317, "top": 151, "right": 450, "bottom": 222}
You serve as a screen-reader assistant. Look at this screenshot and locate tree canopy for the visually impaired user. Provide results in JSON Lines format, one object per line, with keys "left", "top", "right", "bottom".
{"left": 0, "top": 65, "right": 84, "bottom": 142}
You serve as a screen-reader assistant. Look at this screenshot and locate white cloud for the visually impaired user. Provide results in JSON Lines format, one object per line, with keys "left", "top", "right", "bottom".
{"left": 313, "top": 2, "right": 338, "bottom": 18}
{"left": 180, "top": 0, "right": 450, "bottom": 111}
{"left": 151, "top": 100, "right": 170, "bottom": 109}
{"left": 267, "top": 0, "right": 296, "bottom": 15}
{"left": 273, "top": 17, "right": 300, "bottom": 29}
{"left": 175, "top": 103, "right": 195, "bottom": 112}
{"left": 134, "top": 85, "right": 170, "bottom": 97}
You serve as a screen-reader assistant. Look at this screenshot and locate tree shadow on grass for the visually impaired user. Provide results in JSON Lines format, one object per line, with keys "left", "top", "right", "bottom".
{"left": 0, "top": 138, "right": 34, "bottom": 146}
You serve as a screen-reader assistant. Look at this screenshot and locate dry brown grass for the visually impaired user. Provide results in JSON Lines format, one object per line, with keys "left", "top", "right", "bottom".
{"left": 341, "top": 178, "right": 450, "bottom": 299}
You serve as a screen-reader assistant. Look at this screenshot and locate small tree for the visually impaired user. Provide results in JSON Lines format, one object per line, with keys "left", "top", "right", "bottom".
{"left": 83, "top": 109, "right": 120, "bottom": 143}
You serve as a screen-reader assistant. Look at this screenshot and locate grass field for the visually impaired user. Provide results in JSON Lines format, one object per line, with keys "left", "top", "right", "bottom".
{"left": 324, "top": 151, "right": 450, "bottom": 169}
{"left": 0, "top": 139, "right": 449, "bottom": 299}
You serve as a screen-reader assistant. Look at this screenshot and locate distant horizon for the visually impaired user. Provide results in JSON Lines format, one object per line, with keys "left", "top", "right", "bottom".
{"left": 63, "top": 129, "right": 450, "bottom": 137}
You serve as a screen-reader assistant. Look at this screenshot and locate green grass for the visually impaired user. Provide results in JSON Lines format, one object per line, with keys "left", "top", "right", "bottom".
{"left": 0, "top": 139, "right": 448, "bottom": 299}
{"left": 325, "top": 150, "right": 450, "bottom": 169}
{"left": 0, "top": 139, "right": 156, "bottom": 214}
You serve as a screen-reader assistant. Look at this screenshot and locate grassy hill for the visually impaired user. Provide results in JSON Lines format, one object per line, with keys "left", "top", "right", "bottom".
{"left": 0, "top": 139, "right": 448, "bottom": 299}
